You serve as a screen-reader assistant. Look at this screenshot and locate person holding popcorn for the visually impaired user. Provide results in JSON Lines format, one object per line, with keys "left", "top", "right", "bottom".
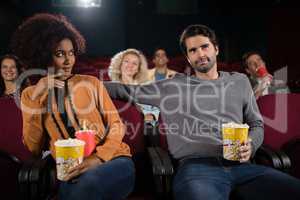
{"left": 11, "top": 13, "right": 135, "bottom": 200}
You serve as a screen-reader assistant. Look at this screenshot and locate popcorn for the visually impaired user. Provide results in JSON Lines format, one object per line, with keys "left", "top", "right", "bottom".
{"left": 222, "top": 122, "right": 249, "bottom": 129}
{"left": 222, "top": 122, "right": 249, "bottom": 161}
{"left": 55, "top": 138, "right": 85, "bottom": 181}
{"left": 54, "top": 138, "right": 85, "bottom": 147}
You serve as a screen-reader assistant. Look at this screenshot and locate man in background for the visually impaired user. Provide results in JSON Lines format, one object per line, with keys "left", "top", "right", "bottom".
{"left": 148, "top": 48, "right": 176, "bottom": 81}
{"left": 242, "top": 51, "right": 289, "bottom": 99}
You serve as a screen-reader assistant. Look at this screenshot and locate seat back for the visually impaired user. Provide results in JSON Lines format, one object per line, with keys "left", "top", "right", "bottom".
{"left": 112, "top": 100, "right": 154, "bottom": 197}
{"left": 112, "top": 100, "right": 145, "bottom": 155}
{"left": 257, "top": 93, "right": 300, "bottom": 150}
{"left": 73, "top": 66, "right": 100, "bottom": 78}
{"left": 0, "top": 97, "right": 31, "bottom": 161}
{"left": 73, "top": 65, "right": 110, "bottom": 81}
{"left": 0, "top": 97, "right": 33, "bottom": 200}
{"left": 0, "top": 151, "right": 22, "bottom": 200}
{"left": 257, "top": 93, "right": 300, "bottom": 178}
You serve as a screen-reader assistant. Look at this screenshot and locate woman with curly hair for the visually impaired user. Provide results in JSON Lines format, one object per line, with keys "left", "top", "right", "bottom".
{"left": 0, "top": 54, "right": 28, "bottom": 98}
{"left": 108, "top": 48, "right": 160, "bottom": 123}
{"left": 10, "top": 13, "right": 135, "bottom": 200}
{"left": 108, "top": 48, "right": 149, "bottom": 84}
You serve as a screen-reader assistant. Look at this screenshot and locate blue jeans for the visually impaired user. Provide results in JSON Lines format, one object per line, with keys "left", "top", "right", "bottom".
{"left": 173, "top": 157, "right": 300, "bottom": 200}
{"left": 58, "top": 156, "right": 135, "bottom": 200}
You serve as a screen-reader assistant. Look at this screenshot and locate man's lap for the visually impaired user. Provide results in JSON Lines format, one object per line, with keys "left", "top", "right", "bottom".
{"left": 173, "top": 157, "right": 300, "bottom": 200}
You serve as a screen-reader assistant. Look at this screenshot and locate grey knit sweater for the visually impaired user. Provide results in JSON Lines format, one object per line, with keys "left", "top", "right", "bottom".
{"left": 104, "top": 72, "right": 264, "bottom": 159}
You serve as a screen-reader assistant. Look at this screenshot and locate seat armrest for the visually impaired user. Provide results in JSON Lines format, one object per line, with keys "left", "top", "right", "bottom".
{"left": 148, "top": 147, "right": 165, "bottom": 175}
{"left": 282, "top": 138, "right": 300, "bottom": 171}
{"left": 19, "top": 154, "right": 56, "bottom": 200}
{"left": 0, "top": 149, "right": 21, "bottom": 164}
{"left": 254, "top": 145, "right": 283, "bottom": 169}
{"left": 276, "top": 150, "right": 291, "bottom": 171}
{"left": 155, "top": 147, "right": 174, "bottom": 175}
{"left": 145, "top": 122, "right": 160, "bottom": 147}
{"left": 0, "top": 150, "right": 27, "bottom": 199}
{"left": 147, "top": 147, "right": 174, "bottom": 175}
{"left": 147, "top": 147, "right": 174, "bottom": 200}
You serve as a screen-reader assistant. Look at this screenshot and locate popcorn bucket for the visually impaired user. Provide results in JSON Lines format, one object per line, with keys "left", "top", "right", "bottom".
{"left": 222, "top": 123, "right": 249, "bottom": 161}
{"left": 54, "top": 139, "right": 85, "bottom": 181}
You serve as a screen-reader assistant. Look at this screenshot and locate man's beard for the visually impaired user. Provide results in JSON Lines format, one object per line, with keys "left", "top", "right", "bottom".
{"left": 191, "top": 56, "right": 216, "bottom": 73}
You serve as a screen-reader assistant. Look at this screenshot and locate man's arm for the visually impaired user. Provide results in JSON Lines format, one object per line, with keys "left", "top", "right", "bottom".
{"left": 103, "top": 81, "right": 166, "bottom": 107}
{"left": 243, "top": 76, "right": 264, "bottom": 156}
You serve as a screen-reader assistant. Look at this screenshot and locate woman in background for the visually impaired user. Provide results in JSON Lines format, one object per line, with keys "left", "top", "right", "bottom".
{"left": 109, "top": 48, "right": 160, "bottom": 124}
{"left": 0, "top": 54, "right": 28, "bottom": 98}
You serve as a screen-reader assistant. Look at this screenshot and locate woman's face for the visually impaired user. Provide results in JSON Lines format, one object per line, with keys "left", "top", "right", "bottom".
{"left": 120, "top": 53, "right": 140, "bottom": 79}
{"left": 52, "top": 38, "right": 75, "bottom": 79}
{"left": 1, "top": 58, "right": 18, "bottom": 81}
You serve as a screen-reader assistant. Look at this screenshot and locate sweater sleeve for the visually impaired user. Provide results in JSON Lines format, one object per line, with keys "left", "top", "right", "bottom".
{"left": 103, "top": 80, "right": 166, "bottom": 107}
{"left": 21, "top": 86, "right": 48, "bottom": 156}
{"left": 242, "top": 75, "right": 264, "bottom": 156}
{"left": 94, "top": 79, "right": 129, "bottom": 161}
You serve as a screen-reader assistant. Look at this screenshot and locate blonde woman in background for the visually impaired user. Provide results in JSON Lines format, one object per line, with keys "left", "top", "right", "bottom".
{"left": 109, "top": 48, "right": 160, "bottom": 124}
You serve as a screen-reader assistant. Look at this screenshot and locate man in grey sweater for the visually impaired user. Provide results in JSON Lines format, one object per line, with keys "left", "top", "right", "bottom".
{"left": 105, "top": 25, "right": 300, "bottom": 200}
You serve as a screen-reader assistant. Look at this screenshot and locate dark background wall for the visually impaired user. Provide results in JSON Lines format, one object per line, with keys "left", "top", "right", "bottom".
{"left": 124, "top": 0, "right": 271, "bottom": 60}
{"left": 0, "top": 0, "right": 273, "bottom": 58}
{"left": 0, "top": 0, "right": 299, "bottom": 80}
{"left": 0, "top": 0, "right": 127, "bottom": 56}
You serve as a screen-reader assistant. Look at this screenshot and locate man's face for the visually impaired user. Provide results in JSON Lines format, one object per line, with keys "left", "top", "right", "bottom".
{"left": 185, "top": 35, "right": 218, "bottom": 73}
{"left": 245, "top": 54, "right": 266, "bottom": 77}
{"left": 153, "top": 49, "right": 169, "bottom": 67}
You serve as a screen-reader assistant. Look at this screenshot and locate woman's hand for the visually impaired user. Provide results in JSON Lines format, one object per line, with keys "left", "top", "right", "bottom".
{"left": 64, "top": 154, "right": 103, "bottom": 181}
{"left": 144, "top": 113, "right": 155, "bottom": 122}
{"left": 31, "top": 73, "right": 64, "bottom": 100}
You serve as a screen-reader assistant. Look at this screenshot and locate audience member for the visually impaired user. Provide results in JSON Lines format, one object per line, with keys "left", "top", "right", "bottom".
{"left": 148, "top": 48, "right": 176, "bottom": 81}
{"left": 11, "top": 13, "right": 135, "bottom": 200}
{"left": 242, "top": 51, "right": 289, "bottom": 99}
{"left": 108, "top": 48, "right": 160, "bottom": 124}
{"left": 105, "top": 24, "right": 300, "bottom": 200}
{"left": 0, "top": 54, "right": 28, "bottom": 98}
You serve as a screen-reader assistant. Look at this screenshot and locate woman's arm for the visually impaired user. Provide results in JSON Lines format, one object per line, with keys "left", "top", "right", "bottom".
{"left": 21, "top": 86, "right": 48, "bottom": 156}
{"left": 103, "top": 80, "right": 166, "bottom": 107}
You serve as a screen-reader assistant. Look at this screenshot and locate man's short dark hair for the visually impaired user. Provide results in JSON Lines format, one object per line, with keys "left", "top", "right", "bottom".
{"left": 179, "top": 24, "right": 218, "bottom": 55}
{"left": 153, "top": 47, "right": 167, "bottom": 58}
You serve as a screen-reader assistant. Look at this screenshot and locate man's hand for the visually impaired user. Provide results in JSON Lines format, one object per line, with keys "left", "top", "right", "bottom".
{"left": 238, "top": 138, "right": 252, "bottom": 163}
{"left": 64, "top": 154, "right": 103, "bottom": 181}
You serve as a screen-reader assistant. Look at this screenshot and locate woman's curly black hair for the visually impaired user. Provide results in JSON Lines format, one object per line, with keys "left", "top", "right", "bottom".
{"left": 10, "top": 13, "right": 86, "bottom": 69}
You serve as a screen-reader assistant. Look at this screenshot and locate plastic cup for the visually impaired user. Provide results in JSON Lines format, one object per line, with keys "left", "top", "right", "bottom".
{"left": 256, "top": 66, "right": 269, "bottom": 78}
{"left": 75, "top": 130, "right": 96, "bottom": 157}
{"left": 54, "top": 138, "right": 85, "bottom": 181}
{"left": 222, "top": 123, "right": 249, "bottom": 161}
